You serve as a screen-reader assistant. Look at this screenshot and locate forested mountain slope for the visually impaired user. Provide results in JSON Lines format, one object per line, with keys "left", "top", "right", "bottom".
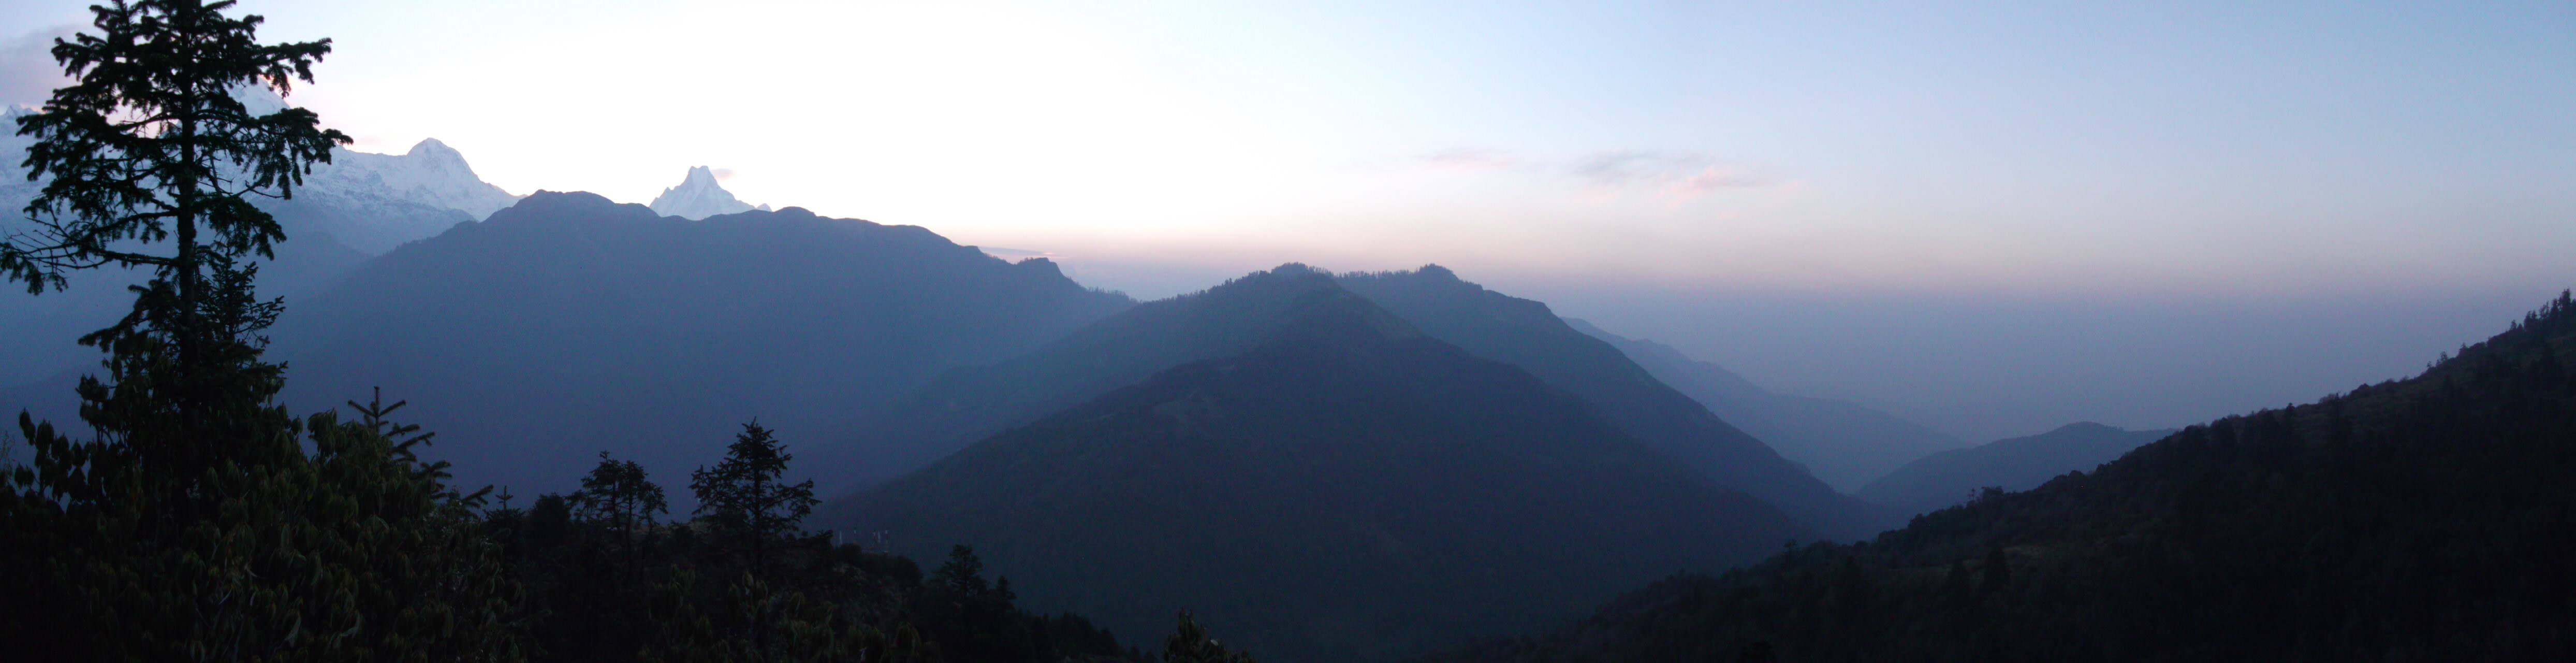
{"left": 808, "top": 264, "right": 1364, "bottom": 494}
{"left": 827, "top": 265, "right": 1883, "bottom": 539}
{"left": 1564, "top": 318, "right": 1967, "bottom": 492}
{"left": 1338, "top": 268, "right": 1888, "bottom": 538}
{"left": 1430, "top": 292, "right": 2576, "bottom": 662}
{"left": 1858, "top": 422, "right": 2176, "bottom": 518}
{"left": 271, "top": 192, "right": 1132, "bottom": 496}
{"left": 831, "top": 274, "right": 1808, "bottom": 662}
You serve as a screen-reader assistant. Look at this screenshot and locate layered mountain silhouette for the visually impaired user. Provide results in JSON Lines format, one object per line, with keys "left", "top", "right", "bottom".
{"left": 229, "top": 84, "right": 519, "bottom": 250}
{"left": 648, "top": 166, "right": 770, "bottom": 220}
{"left": 804, "top": 263, "right": 1372, "bottom": 493}
{"left": 1, "top": 103, "right": 509, "bottom": 386}
{"left": 1432, "top": 294, "right": 2576, "bottom": 662}
{"left": 819, "top": 264, "right": 1879, "bottom": 538}
{"left": 270, "top": 138, "right": 520, "bottom": 254}
{"left": 1564, "top": 318, "right": 1968, "bottom": 492}
{"left": 1334, "top": 268, "right": 1886, "bottom": 538}
{"left": 830, "top": 267, "right": 1807, "bottom": 662}
{"left": 1857, "top": 422, "right": 2175, "bottom": 517}
{"left": 269, "top": 191, "right": 1131, "bottom": 495}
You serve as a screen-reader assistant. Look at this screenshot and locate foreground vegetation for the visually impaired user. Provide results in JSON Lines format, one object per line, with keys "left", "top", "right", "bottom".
{"left": 1429, "top": 293, "right": 2576, "bottom": 661}
{"left": 0, "top": 3, "right": 1258, "bottom": 660}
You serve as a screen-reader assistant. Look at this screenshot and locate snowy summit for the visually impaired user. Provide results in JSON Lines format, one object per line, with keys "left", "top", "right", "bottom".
{"left": 309, "top": 138, "right": 523, "bottom": 222}
{"left": 648, "top": 166, "right": 770, "bottom": 220}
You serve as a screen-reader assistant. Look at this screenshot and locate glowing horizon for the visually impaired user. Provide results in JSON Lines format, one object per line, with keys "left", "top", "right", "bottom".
{"left": 3, "top": 0, "right": 2569, "bottom": 302}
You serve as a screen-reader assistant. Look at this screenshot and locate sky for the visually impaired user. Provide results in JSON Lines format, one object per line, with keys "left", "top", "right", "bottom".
{"left": 3, "top": 0, "right": 2572, "bottom": 440}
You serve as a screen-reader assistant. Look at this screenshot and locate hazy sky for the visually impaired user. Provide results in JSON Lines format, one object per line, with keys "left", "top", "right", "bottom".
{"left": 4, "top": 0, "right": 2571, "bottom": 440}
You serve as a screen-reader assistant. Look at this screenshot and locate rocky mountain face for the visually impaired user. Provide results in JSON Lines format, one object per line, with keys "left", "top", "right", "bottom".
{"left": 648, "top": 166, "right": 770, "bottom": 220}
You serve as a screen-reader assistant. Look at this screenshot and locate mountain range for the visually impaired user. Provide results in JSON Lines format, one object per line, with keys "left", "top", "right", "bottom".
{"left": 811, "top": 264, "right": 1878, "bottom": 537}
{"left": 268, "top": 191, "right": 1132, "bottom": 497}
{"left": 1563, "top": 318, "right": 1968, "bottom": 492}
{"left": 31, "top": 94, "right": 2528, "bottom": 661}
{"left": 0, "top": 103, "right": 509, "bottom": 387}
{"left": 1331, "top": 269, "right": 1886, "bottom": 537}
{"left": 649, "top": 166, "right": 771, "bottom": 220}
{"left": 828, "top": 266, "right": 1809, "bottom": 662}
{"left": 1430, "top": 294, "right": 2576, "bottom": 662}
{"left": 1856, "top": 422, "right": 2176, "bottom": 517}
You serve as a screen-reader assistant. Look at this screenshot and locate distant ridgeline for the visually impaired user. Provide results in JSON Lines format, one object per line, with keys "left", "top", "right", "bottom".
{"left": 818, "top": 265, "right": 1880, "bottom": 534}
{"left": 0, "top": 103, "right": 517, "bottom": 390}
{"left": 269, "top": 191, "right": 1133, "bottom": 498}
{"left": 1427, "top": 292, "right": 2576, "bottom": 662}
{"left": 1857, "top": 422, "right": 2177, "bottom": 518}
{"left": 1564, "top": 318, "right": 1970, "bottom": 493}
{"left": 824, "top": 265, "right": 1813, "bottom": 662}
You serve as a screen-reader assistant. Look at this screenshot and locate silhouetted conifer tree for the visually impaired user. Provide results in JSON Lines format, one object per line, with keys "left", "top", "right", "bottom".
{"left": 0, "top": 3, "right": 519, "bottom": 658}
{"left": 573, "top": 450, "right": 668, "bottom": 566}
{"left": 692, "top": 421, "right": 819, "bottom": 575}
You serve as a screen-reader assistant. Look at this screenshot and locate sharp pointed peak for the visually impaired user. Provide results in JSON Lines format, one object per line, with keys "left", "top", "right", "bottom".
{"left": 650, "top": 166, "right": 764, "bottom": 220}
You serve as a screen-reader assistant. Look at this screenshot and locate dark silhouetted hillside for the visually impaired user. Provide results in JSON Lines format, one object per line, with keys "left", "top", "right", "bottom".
{"left": 271, "top": 191, "right": 1132, "bottom": 497}
{"left": 808, "top": 264, "right": 1364, "bottom": 495}
{"left": 1564, "top": 318, "right": 1968, "bottom": 492}
{"left": 1, "top": 119, "right": 495, "bottom": 387}
{"left": 832, "top": 276, "right": 1807, "bottom": 662}
{"left": 1857, "top": 422, "right": 2175, "bottom": 517}
{"left": 1427, "top": 292, "right": 2576, "bottom": 662}
{"left": 0, "top": 232, "right": 365, "bottom": 402}
{"left": 1337, "top": 267, "right": 1886, "bottom": 538}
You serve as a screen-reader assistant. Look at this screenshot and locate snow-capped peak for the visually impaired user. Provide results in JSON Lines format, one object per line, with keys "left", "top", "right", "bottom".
{"left": 305, "top": 138, "right": 520, "bottom": 223}
{"left": 406, "top": 137, "right": 464, "bottom": 161}
{"left": 648, "top": 166, "right": 770, "bottom": 220}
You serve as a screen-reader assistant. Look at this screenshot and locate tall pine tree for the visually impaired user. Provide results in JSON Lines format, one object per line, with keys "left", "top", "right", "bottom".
{"left": 0, "top": 3, "right": 522, "bottom": 659}
{"left": 573, "top": 450, "right": 668, "bottom": 567}
{"left": 691, "top": 420, "right": 820, "bottom": 576}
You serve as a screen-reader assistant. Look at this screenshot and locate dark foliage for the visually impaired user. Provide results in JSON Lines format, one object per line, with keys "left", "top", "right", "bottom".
{"left": 0, "top": 4, "right": 517, "bottom": 658}
{"left": 492, "top": 435, "right": 1137, "bottom": 662}
{"left": 1427, "top": 292, "right": 2576, "bottom": 662}
{"left": 1165, "top": 612, "right": 1261, "bottom": 663}
{"left": 691, "top": 421, "right": 819, "bottom": 580}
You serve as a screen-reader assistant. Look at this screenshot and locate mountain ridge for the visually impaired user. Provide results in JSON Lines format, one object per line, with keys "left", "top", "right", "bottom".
{"left": 1856, "top": 421, "right": 2177, "bottom": 517}
{"left": 1563, "top": 318, "right": 1969, "bottom": 492}
{"left": 1426, "top": 292, "right": 2576, "bottom": 662}
{"left": 835, "top": 273, "right": 1809, "bottom": 662}
{"left": 271, "top": 191, "right": 1133, "bottom": 498}
{"left": 649, "top": 165, "right": 771, "bottom": 220}
{"left": 1336, "top": 268, "right": 1890, "bottom": 538}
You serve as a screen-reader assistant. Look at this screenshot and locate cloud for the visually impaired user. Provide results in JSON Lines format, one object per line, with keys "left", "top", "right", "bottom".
{"left": 1665, "top": 165, "right": 1765, "bottom": 198}
{"left": 1574, "top": 150, "right": 1772, "bottom": 202}
{"left": 1421, "top": 148, "right": 1521, "bottom": 172}
{"left": 1571, "top": 151, "right": 1705, "bottom": 186}
{"left": 1, "top": 25, "right": 81, "bottom": 107}
{"left": 711, "top": 167, "right": 737, "bottom": 181}
{"left": 1418, "top": 147, "right": 1777, "bottom": 203}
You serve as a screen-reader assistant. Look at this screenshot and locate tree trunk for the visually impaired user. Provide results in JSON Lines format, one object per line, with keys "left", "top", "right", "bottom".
{"left": 174, "top": 113, "right": 201, "bottom": 377}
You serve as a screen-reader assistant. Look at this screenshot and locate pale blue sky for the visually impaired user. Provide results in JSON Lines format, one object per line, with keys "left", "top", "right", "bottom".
{"left": 3, "top": 0, "right": 2571, "bottom": 438}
